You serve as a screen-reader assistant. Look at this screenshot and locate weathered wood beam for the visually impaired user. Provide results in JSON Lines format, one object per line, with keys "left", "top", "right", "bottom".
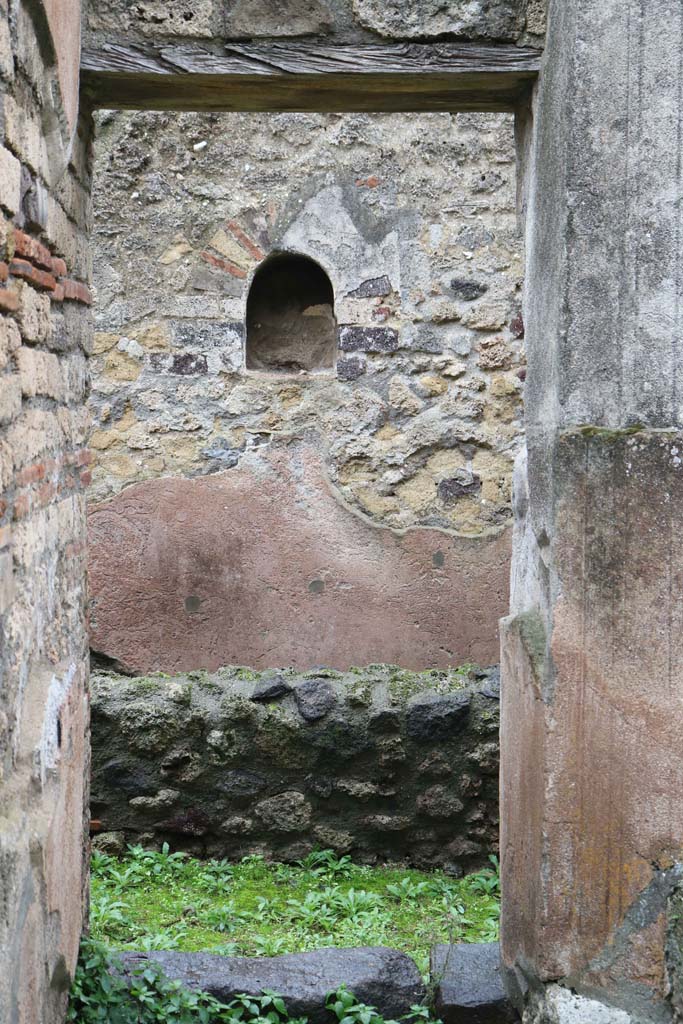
{"left": 80, "top": 41, "right": 541, "bottom": 113}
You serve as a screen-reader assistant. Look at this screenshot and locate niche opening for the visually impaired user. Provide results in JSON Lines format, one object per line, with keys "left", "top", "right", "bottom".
{"left": 246, "top": 253, "right": 336, "bottom": 372}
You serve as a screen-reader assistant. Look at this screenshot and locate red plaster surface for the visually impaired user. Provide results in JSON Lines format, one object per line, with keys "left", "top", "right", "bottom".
{"left": 501, "top": 431, "right": 683, "bottom": 999}
{"left": 43, "top": 0, "right": 81, "bottom": 133}
{"left": 88, "top": 446, "right": 511, "bottom": 673}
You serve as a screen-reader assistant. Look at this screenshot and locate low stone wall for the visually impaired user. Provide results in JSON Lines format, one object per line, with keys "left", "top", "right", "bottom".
{"left": 91, "top": 665, "right": 501, "bottom": 873}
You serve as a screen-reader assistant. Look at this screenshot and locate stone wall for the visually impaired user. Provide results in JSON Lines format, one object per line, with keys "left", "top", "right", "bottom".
{"left": 84, "top": 0, "right": 546, "bottom": 48}
{"left": 90, "top": 665, "right": 500, "bottom": 872}
{"left": 0, "top": 2, "right": 92, "bottom": 1022}
{"left": 87, "top": 109, "right": 525, "bottom": 673}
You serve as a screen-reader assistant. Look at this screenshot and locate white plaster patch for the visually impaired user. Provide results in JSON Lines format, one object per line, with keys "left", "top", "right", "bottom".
{"left": 525, "top": 986, "right": 634, "bottom": 1024}
{"left": 39, "top": 663, "right": 76, "bottom": 783}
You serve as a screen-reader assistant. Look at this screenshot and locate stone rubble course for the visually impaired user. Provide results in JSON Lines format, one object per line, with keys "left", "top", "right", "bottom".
{"left": 90, "top": 665, "right": 501, "bottom": 871}
{"left": 84, "top": 0, "right": 545, "bottom": 46}
{"left": 118, "top": 946, "right": 426, "bottom": 1024}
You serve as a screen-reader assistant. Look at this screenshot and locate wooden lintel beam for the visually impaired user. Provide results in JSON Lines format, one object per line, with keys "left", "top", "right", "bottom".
{"left": 80, "top": 41, "right": 541, "bottom": 114}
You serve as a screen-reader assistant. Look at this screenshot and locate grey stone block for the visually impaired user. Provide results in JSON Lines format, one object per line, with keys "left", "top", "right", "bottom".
{"left": 431, "top": 943, "right": 518, "bottom": 1024}
{"left": 406, "top": 692, "right": 471, "bottom": 742}
{"left": 118, "top": 946, "right": 425, "bottom": 1023}
{"left": 294, "top": 677, "right": 336, "bottom": 721}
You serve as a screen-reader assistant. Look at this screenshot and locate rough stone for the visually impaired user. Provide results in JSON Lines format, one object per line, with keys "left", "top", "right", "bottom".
{"left": 225, "top": 0, "right": 334, "bottom": 38}
{"left": 254, "top": 790, "right": 312, "bottom": 832}
{"left": 338, "top": 325, "right": 399, "bottom": 353}
{"left": 294, "top": 677, "right": 337, "bottom": 721}
{"left": 406, "top": 692, "right": 471, "bottom": 741}
{"left": 352, "top": 0, "right": 523, "bottom": 39}
{"left": 432, "top": 943, "right": 517, "bottom": 1024}
{"left": 416, "top": 785, "right": 464, "bottom": 819}
{"left": 118, "top": 947, "right": 425, "bottom": 1024}
{"left": 250, "top": 675, "right": 292, "bottom": 702}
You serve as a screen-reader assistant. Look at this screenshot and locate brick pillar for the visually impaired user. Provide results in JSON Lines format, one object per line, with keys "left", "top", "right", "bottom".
{"left": 501, "top": 1, "right": 683, "bottom": 1021}
{"left": 0, "top": 2, "right": 91, "bottom": 1023}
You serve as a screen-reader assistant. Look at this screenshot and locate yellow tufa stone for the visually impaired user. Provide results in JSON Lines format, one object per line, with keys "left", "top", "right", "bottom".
{"left": 388, "top": 377, "right": 424, "bottom": 416}
{"left": 131, "top": 322, "right": 170, "bottom": 350}
{"left": 352, "top": 485, "right": 400, "bottom": 518}
{"left": 104, "top": 351, "right": 142, "bottom": 382}
{"left": 374, "top": 424, "right": 402, "bottom": 443}
{"left": 396, "top": 470, "right": 436, "bottom": 513}
{"left": 419, "top": 374, "right": 449, "bottom": 397}
{"left": 93, "top": 332, "right": 119, "bottom": 355}
{"left": 158, "top": 235, "right": 193, "bottom": 265}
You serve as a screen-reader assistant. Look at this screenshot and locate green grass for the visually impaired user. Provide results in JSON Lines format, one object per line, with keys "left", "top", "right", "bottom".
{"left": 90, "top": 846, "right": 500, "bottom": 977}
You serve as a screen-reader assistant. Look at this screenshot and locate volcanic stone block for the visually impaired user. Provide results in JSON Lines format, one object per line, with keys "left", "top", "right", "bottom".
{"left": 406, "top": 692, "right": 471, "bottom": 741}
{"left": 250, "top": 675, "right": 292, "bottom": 702}
{"left": 294, "top": 677, "right": 336, "bottom": 721}
{"left": 431, "top": 943, "right": 518, "bottom": 1024}
{"left": 118, "top": 947, "right": 425, "bottom": 1023}
{"left": 338, "top": 325, "right": 399, "bottom": 353}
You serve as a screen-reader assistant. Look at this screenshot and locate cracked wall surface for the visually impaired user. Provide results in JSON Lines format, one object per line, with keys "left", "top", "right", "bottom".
{"left": 88, "top": 109, "right": 524, "bottom": 672}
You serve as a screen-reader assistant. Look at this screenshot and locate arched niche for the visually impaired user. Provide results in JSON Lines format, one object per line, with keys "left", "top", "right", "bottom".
{"left": 246, "top": 253, "right": 336, "bottom": 372}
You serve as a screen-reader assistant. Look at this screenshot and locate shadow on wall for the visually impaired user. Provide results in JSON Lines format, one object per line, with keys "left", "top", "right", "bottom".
{"left": 246, "top": 253, "right": 337, "bottom": 372}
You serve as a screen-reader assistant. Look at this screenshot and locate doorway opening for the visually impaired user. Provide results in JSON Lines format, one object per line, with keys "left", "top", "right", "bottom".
{"left": 83, "top": 105, "right": 523, "bottom": 1019}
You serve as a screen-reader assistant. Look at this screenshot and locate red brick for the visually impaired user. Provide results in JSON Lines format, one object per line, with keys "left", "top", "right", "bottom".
{"left": 79, "top": 469, "right": 92, "bottom": 486}
{"left": 61, "top": 278, "right": 92, "bottom": 305}
{"left": 13, "top": 493, "right": 30, "bottom": 519}
{"left": 37, "top": 481, "right": 56, "bottom": 506}
{"left": 200, "top": 250, "right": 247, "bottom": 279}
{"left": 50, "top": 256, "right": 67, "bottom": 278}
{"left": 52, "top": 282, "right": 65, "bottom": 302}
{"left": 9, "top": 259, "right": 57, "bottom": 291}
{"left": 0, "top": 287, "right": 19, "bottom": 313}
{"left": 0, "top": 262, "right": 8, "bottom": 283}
{"left": 355, "top": 176, "right": 381, "bottom": 188}
{"left": 75, "top": 448, "right": 93, "bottom": 467}
{"left": 13, "top": 229, "right": 53, "bottom": 271}
{"left": 17, "top": 462, "right": 46, "bottom": 486}
{"left": 227, "top": 220, "right": 265, "bottom": 261}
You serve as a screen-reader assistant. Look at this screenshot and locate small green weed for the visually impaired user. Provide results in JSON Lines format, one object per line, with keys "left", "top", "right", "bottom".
{"left": 88, "top": 847, "right": 500, "bottom": 977}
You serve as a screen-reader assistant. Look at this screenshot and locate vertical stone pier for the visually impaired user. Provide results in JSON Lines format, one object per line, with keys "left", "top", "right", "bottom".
{"left": 501, "top": 1, "right": 683, "bottom": 1021}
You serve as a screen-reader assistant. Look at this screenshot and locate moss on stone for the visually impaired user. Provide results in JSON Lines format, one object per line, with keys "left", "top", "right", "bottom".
{"left": 575, "top": 423, "right": 645, "bottom": 440}
{"left": 387, "top": 665, "right": 473, "bottom": 706}
{"left": 515, "top": 611, "right": 546, "bottom": 680}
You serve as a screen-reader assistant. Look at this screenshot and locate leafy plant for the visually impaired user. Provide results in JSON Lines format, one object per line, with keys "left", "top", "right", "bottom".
{"left": 325, "top": 987, "right": 440, "bottom": 1024}
{"left": 88, "top": 847, "right": 501, "bottom": 975}
{"left": 299, "top": 850, "right": 354, "bottom": 878}
{"left": 466, "top": 856, "right": 500, "bottom": 897}
{"left": 386, "top": 879, "right": 430, "bottom": 902}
